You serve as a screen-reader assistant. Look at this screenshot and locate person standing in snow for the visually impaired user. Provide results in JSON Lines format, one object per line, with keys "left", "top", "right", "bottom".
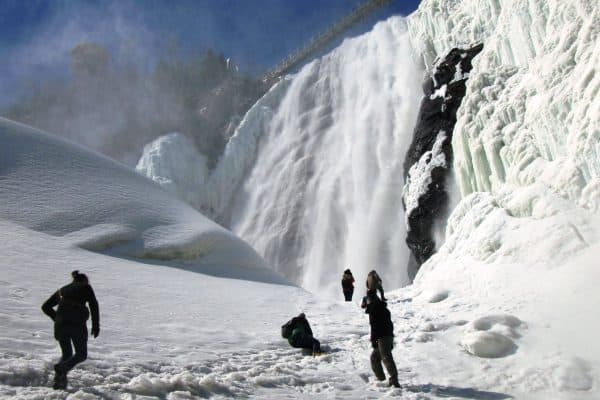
{"left": 341, "top": 269, "right": 355, "bottom": 301}
{"left": 42, "top": 270, "right": 100, "bottom": 390}
{"left": 282, "top": 313, "right": 321, "bottom": 354}
{"left": 363, "top": 290, "right": 400, "bottom": 388}
{"left": 366, "top": 269, "right": 386, "bottom": 302}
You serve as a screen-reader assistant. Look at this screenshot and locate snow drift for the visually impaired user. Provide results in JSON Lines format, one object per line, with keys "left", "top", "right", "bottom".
{"left": 0, "top": 117, "right": 285, "bottom": 284}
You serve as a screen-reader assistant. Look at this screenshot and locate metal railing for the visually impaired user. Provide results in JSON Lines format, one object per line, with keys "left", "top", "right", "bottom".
{"left": 261, "top": 0, "right": 392, "bottom": 86}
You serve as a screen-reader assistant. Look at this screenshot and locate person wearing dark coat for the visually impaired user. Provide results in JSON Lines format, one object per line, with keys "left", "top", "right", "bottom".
{"left": 341, "top": 269, "right": 355, "bottom": 301}
{"left": 366, "top": 270, "right": 386, "bottom": 302}
{"left": 363, "top": 290, "right": 399, "bottom": 388}
{"left": 42, "top": 270, "right": 100, "bottom": 390}
{"left": 286, "top": 313, "right": 321, "bottom": 353}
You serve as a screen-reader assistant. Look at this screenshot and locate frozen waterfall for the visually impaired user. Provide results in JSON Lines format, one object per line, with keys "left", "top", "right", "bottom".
{"left": 228, "top": 17, "right": 423, "bottom": 296}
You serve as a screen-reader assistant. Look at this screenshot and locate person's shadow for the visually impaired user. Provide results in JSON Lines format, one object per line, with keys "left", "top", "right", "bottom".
{"left": 403, "top": 383, "right": 512, "bottom": 399}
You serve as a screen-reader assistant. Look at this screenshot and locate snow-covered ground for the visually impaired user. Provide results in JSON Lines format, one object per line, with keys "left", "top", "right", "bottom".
{"left": 2, "top": 0, "right": 599, "bottom": 398}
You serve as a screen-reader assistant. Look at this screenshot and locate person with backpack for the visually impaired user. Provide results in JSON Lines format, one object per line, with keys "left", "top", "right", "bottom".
{"left": 341, "top": 269, "right": 355, "bottom": 301}
{"left": 363, "top": 290, "right": 400, "bottom": 388}
{"left": 366, "top": 269, "right": 386, "bottom": 301}
{"left": 281, "top": 313, "right": 321, "bottom": 354}
{"left": 42, "top": 270, "right": 100, "bottom": 390}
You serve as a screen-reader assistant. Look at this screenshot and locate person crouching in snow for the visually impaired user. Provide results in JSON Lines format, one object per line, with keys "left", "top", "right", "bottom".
{"left": 363, "top": 290, "right": 400, "bottom": 388}
{"left": 341, "top": 268, "right": 355, "bottom": 301}
{"left": 42, "top": 270, "right": 100, "bottom": 390}
{"left": 281, "top": 313, "right": 321, "bottom": 354}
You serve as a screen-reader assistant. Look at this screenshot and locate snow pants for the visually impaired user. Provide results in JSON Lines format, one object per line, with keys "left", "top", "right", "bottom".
{"left": 290, "top": 333, "right": 321, "bottom": 352}
{"left": 370, "top": 336, "right": 397, "bottom": 381}
{"left": 55, "top": 324, "right": 88, "bottom": 373}
{"left": 344, "top": 289, "right": 354, "bottom": 301}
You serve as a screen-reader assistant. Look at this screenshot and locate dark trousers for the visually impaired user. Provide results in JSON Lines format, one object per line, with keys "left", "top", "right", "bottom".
{"left": 344, "top": 289, "right": 354, "bottom": 301}
{"left": 55, "top": 325, "right": 88, "bottom": 374}
{"left": 370, "top": 336, "right": 397, "bottom": 381}
{"left": 290, "top": 333, "right": 320, "bottom": 352}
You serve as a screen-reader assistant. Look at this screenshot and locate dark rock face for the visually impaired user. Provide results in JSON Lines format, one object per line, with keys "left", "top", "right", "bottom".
{"left": 403, "top": 43, "right": 483, "bottom": 281}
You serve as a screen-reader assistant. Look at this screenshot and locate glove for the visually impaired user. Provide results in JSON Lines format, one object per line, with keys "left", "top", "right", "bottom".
{"left": 91, "top": 325, "right": 100, "bottom": 338}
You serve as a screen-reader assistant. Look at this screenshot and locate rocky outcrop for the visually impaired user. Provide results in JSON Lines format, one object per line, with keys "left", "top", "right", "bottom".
{"left": 402, "top": 43, "right": 483, "bottom": 280}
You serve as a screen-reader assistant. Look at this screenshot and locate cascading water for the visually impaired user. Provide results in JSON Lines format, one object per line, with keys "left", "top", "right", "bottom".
{"left": 229, "top": 17, "right": 424, "bottom": 296}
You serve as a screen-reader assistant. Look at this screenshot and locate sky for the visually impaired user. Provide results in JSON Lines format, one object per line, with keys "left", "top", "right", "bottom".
{"left": 0, "top": 0, "right": 421, "bottom": 108}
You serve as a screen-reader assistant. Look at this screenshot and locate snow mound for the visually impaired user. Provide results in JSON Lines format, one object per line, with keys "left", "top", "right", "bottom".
{"left": 135, "top": 132, "right": 209, "bottom": 208}
{"left": 461, "top": 313, "right": 522, "bottom": 358}
{"left": 460, "top": 331, "right": 517, "bottom": 358}
{"left": 0, "top": 117, "right": 283, "bottom": 283}
{"left": 424, "top": 289, "right": 450, "bottom": 303}
{"left": 553, "top": 357, "right": 593, "bottom": 391}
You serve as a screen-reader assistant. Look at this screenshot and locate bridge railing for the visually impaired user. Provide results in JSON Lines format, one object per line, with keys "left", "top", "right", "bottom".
{"left": 262, "top": 0, "right": 392, "bottom": 86}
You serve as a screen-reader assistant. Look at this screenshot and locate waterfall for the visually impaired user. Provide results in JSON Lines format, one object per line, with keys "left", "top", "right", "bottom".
{"left": 229, "top": 16, "right": 424, "bottom": 296}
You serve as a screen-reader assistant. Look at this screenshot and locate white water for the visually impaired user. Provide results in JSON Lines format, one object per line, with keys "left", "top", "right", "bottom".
{"left": 229, "top": 17, "right": 423, "bottom": 296}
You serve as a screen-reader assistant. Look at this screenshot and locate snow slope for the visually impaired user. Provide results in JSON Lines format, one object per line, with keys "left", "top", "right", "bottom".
{"left": 0, "top": 117, "right": 280, "bottom": 282}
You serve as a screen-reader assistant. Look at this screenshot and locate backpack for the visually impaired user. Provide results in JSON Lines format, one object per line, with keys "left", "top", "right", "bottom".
{"left": 281, "top": 319, "right": 294, "bottom": 339}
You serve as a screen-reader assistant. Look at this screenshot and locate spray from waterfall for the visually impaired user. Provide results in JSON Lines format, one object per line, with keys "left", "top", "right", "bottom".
{"left": 228, "top": 16, "right": 424, "bottom": 298}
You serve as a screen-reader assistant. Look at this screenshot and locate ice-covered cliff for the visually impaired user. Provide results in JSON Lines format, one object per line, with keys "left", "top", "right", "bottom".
{"left": 407, "top": 0, "right": 599, "bottom": 269}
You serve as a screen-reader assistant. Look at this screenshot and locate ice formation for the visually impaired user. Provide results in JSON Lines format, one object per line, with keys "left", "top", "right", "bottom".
{"left": 405, "top": 0, "right": 600, "bottom": 270}
{"left": 135, "top": 132, "right": 209, "bottom": 208}
{"left": 408, "top": 0, "right": 599, "bottom": 209}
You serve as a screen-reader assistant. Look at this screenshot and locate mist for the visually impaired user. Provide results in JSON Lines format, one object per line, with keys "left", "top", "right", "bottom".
{"left": 0, "top": 0, "right": 388, "bottom": 166}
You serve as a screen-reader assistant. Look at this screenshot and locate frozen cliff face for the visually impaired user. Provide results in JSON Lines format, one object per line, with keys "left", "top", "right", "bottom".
{"left": 407, "top": 0, "right": 600, "bottom": 269}
{"left": 408, "top": 0, "right": 599, "bottom": 205}
{"left": 402, "top": 44, "right": 483, "bottom": 277}
{"left": 405, "top": 2, "right": 600, "bottom": 392}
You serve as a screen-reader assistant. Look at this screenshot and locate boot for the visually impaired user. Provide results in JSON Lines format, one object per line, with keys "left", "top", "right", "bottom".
{"left": 53, "top": 365, "right": 68, "bottom": 390}
{"left": 388, "top": 376, "right": 401, "bottom": 388}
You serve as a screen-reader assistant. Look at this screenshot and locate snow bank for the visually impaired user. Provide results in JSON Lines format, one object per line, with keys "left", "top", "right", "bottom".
{"left": 0, "top": 117, "right": 284, "bottom": 283}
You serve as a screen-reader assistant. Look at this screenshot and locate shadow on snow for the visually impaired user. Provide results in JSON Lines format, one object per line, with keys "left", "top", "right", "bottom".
{"left": 405, "top": 383, "right": 512, "bottom": 399}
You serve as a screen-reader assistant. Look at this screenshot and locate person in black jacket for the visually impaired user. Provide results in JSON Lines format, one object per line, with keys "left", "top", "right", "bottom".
{"left": 341, "top": 269, "right": 355, "bottom": 301}
{"left": 363, "top": 290, "right": 399, "bottom": 388}
{"left": 42, "top": 270, "right": 100, "bottom": 390}
{"left": 284, "top": 313, "right": 321, "bottom": 354}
